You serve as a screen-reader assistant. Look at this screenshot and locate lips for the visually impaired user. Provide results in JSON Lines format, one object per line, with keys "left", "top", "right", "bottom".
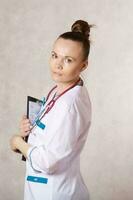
{"left": 53, "top": 71, "right": 62, "bottom": 76}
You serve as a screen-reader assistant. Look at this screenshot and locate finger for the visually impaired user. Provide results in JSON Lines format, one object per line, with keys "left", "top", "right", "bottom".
{"left": 20, "top": 119, "right": 29, "bottom": 127}
{"left": 20, "top": 122, "right": 30, "bottom": 129}
{"left": 22, "top": 118, "right": 30, "bottom": 123}
{"left": 23, "top": 115, "right": 27, "bottom": 119}
{"left": 22, "top": 125, "right": 31, "bottom": 132}
{"left": 22, "top": 131, "right": 30, "bottom": 137}
{"left": 22, "top": 120, "right": 31, "bottom": 126}
{"left": 19, "top": 130, "right": 30, "bottom": 137}
{"left": 29, "top": 125, "right": 33, "bottom": 129}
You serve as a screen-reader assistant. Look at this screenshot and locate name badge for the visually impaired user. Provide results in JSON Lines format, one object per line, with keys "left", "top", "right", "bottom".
{"left": 27, "top": 176, "right": 48, "bottom": 184}
{"left": 36, "top": 119, "right": 46, "bottom": 130}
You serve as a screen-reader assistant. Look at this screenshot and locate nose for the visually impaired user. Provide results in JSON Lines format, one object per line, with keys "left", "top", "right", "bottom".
{"left": 56, "top": 58, "right": 63, "bottom": 70}
{"left": 57, "top": 64, "right": 63, "bottom": 70}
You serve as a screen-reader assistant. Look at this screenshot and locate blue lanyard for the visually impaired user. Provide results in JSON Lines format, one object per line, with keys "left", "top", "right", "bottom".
{"left": 30, "top": 90, "right": 58, "bottom": 130}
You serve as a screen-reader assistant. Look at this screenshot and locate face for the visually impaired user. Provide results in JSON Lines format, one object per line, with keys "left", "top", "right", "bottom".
{"left": 49, "top": 37, "right": 88, "bottom": 85}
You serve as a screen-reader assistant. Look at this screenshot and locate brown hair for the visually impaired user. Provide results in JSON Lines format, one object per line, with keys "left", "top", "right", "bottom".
{"left": 57, "top": 20, "right": 94, "bottom": 61}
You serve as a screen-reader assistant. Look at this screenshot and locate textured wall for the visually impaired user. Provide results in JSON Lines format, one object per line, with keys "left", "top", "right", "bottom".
{"left": 0, "top": 0, "right": 133, "bottom": 199}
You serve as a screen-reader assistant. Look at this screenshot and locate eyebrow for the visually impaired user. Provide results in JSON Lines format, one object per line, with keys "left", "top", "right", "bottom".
{"left": 51, "top": 51, "right": 76, "bottom": 60}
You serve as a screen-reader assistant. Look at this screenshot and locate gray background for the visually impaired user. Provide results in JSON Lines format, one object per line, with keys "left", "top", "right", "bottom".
{"left": 0, "top": 0, "right": 133, "bottom": 199}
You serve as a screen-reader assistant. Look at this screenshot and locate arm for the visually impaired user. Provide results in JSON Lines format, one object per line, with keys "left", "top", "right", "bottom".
{"left": 10, "top": 135, "right": 32, "bottom": 158}
{"left": 26, "top": 98, "right": 91, "bottom": 174}
{"left": 10, "top": 115, "right": 32, "bottom": 158}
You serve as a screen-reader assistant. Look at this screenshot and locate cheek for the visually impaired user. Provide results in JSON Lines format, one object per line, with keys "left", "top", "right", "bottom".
{"left": 65, "top": 67, "right": 80, "bottom": 77}
{"left": 49, "top": 59, "right": 55, "bottom": 69}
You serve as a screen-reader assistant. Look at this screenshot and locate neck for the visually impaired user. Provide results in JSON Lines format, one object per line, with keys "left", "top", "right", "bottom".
{"left": 56, "top": 77, "right": 80, "bottom": 95}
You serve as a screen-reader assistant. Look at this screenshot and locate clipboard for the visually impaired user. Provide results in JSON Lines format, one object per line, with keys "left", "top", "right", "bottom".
{"left": 22, "top": 96, "right": 43, "bottom": 161}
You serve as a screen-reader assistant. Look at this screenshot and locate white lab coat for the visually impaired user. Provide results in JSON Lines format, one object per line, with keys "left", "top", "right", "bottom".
{"left": 24, "top": 81, "right": 92, "bottom": 200}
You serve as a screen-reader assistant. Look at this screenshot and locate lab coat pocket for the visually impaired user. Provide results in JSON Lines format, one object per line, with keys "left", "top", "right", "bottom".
{"left": 53, "top": 192, "right": 72, "bottom": 200}
{"left": 26, "top": 174, "right": 53, "bottom": 200}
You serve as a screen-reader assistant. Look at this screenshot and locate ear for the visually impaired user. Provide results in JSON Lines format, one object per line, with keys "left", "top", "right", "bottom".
{"left": 80, "top": 60, "right": 88, "bottom": 72}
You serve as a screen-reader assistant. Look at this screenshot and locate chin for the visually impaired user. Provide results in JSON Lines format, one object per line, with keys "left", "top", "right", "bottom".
{"left": 51, "top": 73, "right": 63, "bottom": 81}
{"left": 51, "top": 75, "right": 62, "bottom": 83}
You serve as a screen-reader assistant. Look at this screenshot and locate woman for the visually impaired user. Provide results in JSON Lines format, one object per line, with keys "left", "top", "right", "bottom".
{"left": 10, "top": 19, "right": 93, "bottom": 200}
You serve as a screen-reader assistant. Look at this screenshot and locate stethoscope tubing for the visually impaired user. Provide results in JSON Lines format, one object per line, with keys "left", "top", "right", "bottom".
{"left": 29, "top": 78, "right": 81, "bottom": 132}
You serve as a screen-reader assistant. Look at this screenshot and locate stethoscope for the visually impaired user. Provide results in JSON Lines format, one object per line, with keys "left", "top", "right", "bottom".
{"left": 29, "top": 77, "right": 82, "bottom": 132}
{"left": 22, "top": 77, "right": 82, "bottom": 161}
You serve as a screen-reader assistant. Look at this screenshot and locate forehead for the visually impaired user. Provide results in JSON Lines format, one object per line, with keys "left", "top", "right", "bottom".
{"left": 52, "top": 38, "right": 83, "bottom": 58}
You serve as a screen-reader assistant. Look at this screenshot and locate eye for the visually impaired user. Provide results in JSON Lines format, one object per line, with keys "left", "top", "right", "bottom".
{"left": 51, "top": 53, "right": 57, "bottom": 59}
{"left": 65, "top": 58, "right": 72, "bottom": 63}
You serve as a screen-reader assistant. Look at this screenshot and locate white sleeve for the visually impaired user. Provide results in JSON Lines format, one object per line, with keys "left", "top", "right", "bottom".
{"left": 27, "top": 97, "right": 91, "bottom": 174}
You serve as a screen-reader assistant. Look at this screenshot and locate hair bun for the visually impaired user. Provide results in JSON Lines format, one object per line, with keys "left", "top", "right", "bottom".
{"left": 71, "top": 20, "right": 92, "bottom": 39}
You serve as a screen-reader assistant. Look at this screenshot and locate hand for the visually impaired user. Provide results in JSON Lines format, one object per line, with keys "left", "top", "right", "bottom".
{"left": 10, "top": 134, "right": 31, "bottom": 157}
{"left": 10, "top": 135, "right": 23, "bottom": 152}
{"left": 19, "top": 115, "right": 32, "bottom": 137}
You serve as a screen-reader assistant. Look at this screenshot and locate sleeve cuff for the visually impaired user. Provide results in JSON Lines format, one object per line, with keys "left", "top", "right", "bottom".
{"left": 26, "top": 146, "right": 42, "bottom": 173}
{"left": 27, "top": 146, "right": 37, "bottom": 161}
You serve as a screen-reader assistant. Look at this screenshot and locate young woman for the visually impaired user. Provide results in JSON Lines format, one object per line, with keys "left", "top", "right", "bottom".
{"left": 10, "top": 19, "right": 93, "bottom": 200}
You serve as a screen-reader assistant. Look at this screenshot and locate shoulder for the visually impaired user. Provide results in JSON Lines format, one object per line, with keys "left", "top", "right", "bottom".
{"left": 57, "top": 84, "right": 92, "bottom": 121}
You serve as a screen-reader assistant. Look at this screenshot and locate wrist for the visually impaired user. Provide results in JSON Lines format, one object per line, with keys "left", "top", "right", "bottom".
{"left": 17, "top": 137, "right": 31, "bottom": 158}
{"left": 15, "top": 136, "right": 24, "bottom": 149}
